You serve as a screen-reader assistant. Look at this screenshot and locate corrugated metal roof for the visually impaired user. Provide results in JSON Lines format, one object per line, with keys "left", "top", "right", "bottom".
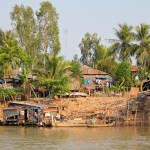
{"left": 8, "top": 101, "right": 57, "bottom": 108}
{"left": 82, "top": 65, "right": 106, "bottom": 75}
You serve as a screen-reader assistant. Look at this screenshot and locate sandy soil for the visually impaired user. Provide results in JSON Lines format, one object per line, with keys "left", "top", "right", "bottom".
{"left": 0, "top": 96, "right": 129, "bottom": 121}
{"left": 55, "top": 96, "right": 129, "bottom": 119}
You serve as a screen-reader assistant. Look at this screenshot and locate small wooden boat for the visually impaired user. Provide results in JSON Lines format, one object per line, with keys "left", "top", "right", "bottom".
{"left": 86, "top": 123, "right": 114, "bottom": 127}
{"left": 53, "top": 120, "right": 87, "bottom": 127}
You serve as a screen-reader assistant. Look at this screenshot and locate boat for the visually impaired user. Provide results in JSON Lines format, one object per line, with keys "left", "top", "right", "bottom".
{"left": 86, "top": 123, "right": 114, "bottom": 127}
{"left": 52, "top": 119, "right": 87, "bottom": 127}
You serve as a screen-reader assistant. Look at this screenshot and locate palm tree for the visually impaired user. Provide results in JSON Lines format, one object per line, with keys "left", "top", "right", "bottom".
{"left": 0, "top": 29, "right": 4, "bottom": 46}
{"left": 0, "top": 31, "right": 23, "bottom": 87}
{"left": 95, "top": 45, "right": 117, "bottom": 77}
{"left": 33, "top": 54, "right": 71, "bottom": 97}
{"left": 0, "top": 30, "right": 26, "bottom": 101}
{"left": 134, "top": 24, "right": 150, "bottom": 72}
{"left": 108, "top": 23, "right": 134, "bottom": 65}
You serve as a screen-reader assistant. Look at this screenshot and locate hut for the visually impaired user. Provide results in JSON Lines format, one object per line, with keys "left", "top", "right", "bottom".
{"left": 3, "top": 101, "right": 58, "bottom": 126}
{"left": 82, "top": 65, "right": 113, "bottom": 92}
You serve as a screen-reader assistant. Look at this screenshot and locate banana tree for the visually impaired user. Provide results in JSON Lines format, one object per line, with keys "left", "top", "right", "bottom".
{"left": 112, "top": 79, "right": 125, "bottom": 94}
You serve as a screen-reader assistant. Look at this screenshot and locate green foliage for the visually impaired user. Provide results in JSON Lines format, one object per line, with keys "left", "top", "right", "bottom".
{"left": 112, "top": 79, "right": 125, "bottom": 92}
{"left": 36, "top": 1, "right": 60, "bottom": 55}
{"left": 34, "top": 54, "right": 71, "bottom": 96}
{"left": 130, "top": 76, "right": 138, "bottom": 87}
{"left": 137, "top": 66, "right": 149, "bottom": 81}
{"left": 95, "top": 45, "right": 118, "bottom": 77}
{"left": 104, "top": 86, "right": 111, "bottom": 95}
{"left": 108, "top": 23, "right": 134, "bottom": 64}
{"left": 0, "top": 31, "right": 25, "bottom": 80}
{"left": 0, "top": 29, "right": 4, "bottom": 46}
{"left": 0, "top": 88, "right": 24, "bottom": 98}
{"left": 70, "top": 58, "right": 82, "bottom": 79}
{"left": 10, "top": 4, "right": 37, "bottom": 58}
{"left": 115, "top": 61, "right": 131, "bottom": 86}
{"left": 79, "top": 32, "right": 102, "bottom": 67}
{"left": 10, "top": 2, "right": 61, "bottom": 96}
{"left": 10, "top": 1, "right": 61, "bottom": 73}
{"left": 1, "top": 2, "right": 150, "bottom": 97}
{"left": 134, "top": 24, "right": 150, "bottom": 72}
{"left": 40, "top": 77, "right": 70, "bottom": 95}
{"left": 79, "top": 33, "right": 117, "bottom": 77}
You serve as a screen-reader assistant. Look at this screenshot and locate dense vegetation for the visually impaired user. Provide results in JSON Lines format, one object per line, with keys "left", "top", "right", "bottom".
{"left": 0, "top": 1, "right": 149, "bottom": 100}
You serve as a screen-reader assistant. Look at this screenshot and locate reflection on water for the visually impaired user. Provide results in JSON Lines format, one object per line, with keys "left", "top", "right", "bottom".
{"left": 0, "top": 126, "right": 150, "bottom": 150}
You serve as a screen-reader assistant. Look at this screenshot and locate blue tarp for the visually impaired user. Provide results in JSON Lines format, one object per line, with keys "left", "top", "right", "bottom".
{"left": 84, "top": 79, "right": 90, "bottom": 85}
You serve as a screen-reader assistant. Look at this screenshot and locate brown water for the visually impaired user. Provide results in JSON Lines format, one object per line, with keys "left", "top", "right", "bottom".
{"left": 0, "top": 126, "right": 150, "bottom": 150}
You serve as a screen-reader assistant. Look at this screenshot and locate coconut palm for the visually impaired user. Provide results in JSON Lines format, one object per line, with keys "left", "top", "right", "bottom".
{"left": 0, "top": 31, "right": 23, "bottom": 86}
{"left": 134, "top": 24, "right": 150, "bottom": 72}
{"left": 95, "top": 45, "right": 117, "bottom": 77}
{"left": 33, "top": 54, "right": 71, "bottom": 97}
{"left": 108, "top": 23, "right": 134, "bottom": 65}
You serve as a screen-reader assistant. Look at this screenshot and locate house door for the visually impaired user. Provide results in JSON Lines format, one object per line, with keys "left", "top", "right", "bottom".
{"left": 24, "top": 109, "right": 29, "bottom": 121}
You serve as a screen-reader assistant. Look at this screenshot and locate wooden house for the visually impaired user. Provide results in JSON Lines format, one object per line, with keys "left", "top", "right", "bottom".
{"left": 82, "top": 65, "right": 113, "bottom": 92}
{"left": 3, "top": 101, "right": 58, "bottom": 127}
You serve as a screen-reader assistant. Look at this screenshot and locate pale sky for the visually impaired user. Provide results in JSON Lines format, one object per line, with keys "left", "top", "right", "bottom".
{"left": 0, "top": 0, "right": 150, "bottom": 60}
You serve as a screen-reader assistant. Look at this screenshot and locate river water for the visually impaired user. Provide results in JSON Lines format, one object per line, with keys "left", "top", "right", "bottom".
{"left": 0, "top": 126, "right": 150, "bottom": 150}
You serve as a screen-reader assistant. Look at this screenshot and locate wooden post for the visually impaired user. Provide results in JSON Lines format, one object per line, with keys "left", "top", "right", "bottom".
{"left": 134, "top": 108, "right": 137, "bottom": 126}
{"left": 126, "top": 99, "right": 129, "bottom": 126}
{"left": 142, "top": 112, "right": 145, "bottom": 126}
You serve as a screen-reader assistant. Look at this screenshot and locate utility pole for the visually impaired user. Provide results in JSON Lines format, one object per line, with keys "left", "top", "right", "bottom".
{"left": 63, "top": 28, "right": 68, "bottom": 53}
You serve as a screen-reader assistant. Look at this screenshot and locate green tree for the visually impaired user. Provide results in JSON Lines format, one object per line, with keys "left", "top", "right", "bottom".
{"left": 36, "top": 1, "right": 60, "bottom": 66}
{"left": 79, "top": 32, "right": 102, "bottom": 67}
{"left": 115, "top": 61, "right": 131, "bottom": 87}
{"left": 10, "top": 5, "right": 37, "bottom": 58}
{"left": 0, "top": 30, "right": 33, "bottom": 100}
{"left": 95, "top": 45, "right": 117, "bottom": 77}
{"left": 34, "top": 54, "right": 70, "bottom": 97}
{"left": 70, "top": 55, "right": 82, "bottom": 79}
{"left": 0, "top": 31, "right": 24, "bottom": 86}
{"left": 109, "top": 23, "right": 134, "bottom": 64}
{"left": 10, "top": 2, "right": 61, "bottom": 93}
{"left": 0, "top": 29, "right": 4, "bottom": 46}
{"left": 134, "top": 24, "right": 150, "bottom": 72}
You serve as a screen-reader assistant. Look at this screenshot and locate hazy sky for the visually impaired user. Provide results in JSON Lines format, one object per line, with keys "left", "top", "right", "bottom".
{"left": 0, "top": 0, "right": 150, "bottom": 60}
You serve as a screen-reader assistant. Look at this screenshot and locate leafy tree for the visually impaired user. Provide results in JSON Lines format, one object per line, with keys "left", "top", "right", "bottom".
{"left": 36, "top": 1, "right": 60, "bottom": 56}
{"left": 0, "top": 30, "right": 34, "bottom": 100}
{"left": 10, "top": 5, "right": 37, "bottom": 58}
{"left": 115, "top": 61, "right": 131, "bottom": 87}
{"left": 0, "top": 88, "right": 25, "bottom": 102}
{"left": 10, "top": 2, "right": 61, "bottom": 98}
{"left": 79, "top": 32, "right": 102, "bottom": 67}
{"left": 0, "top": 30, "right": 31, "bottom": 100}
{"left": 109, "top": 23, "right": 134, "bottom": 64}
{"left": 19, "top": 53, "right": 33, "bottom": 90}
{"left": 70, "top": 56, "right": 82, "bottom": 79}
